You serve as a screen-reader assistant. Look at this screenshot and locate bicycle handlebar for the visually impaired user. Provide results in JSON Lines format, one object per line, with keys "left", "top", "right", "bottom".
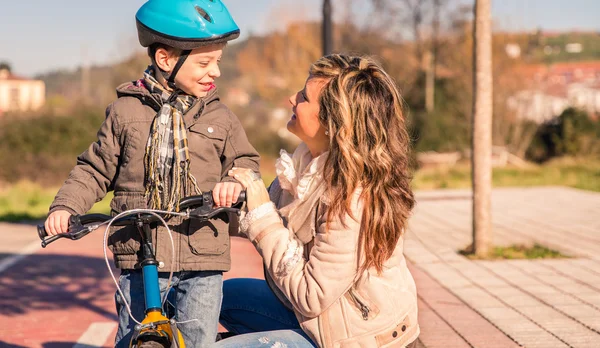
{"left": 37, "top": 190, "right": 246, "bottom": 248}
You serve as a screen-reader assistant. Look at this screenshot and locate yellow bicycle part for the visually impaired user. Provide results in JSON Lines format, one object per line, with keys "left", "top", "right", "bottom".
{"left": 130, "top": 311, "right": 186, "bottom": 348}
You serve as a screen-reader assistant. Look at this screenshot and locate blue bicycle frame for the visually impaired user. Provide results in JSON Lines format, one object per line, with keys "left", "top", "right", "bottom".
{"left": 129, "top": 222, "right": 185, "bottom": 348}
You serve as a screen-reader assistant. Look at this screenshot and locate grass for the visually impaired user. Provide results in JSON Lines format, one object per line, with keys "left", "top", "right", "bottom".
{"left": 459, "top": 243, "right": 568, "bottom": 260}
{"left": 0, "top": 178, "right": 278, "bottom": 223}
{"left": 0, "top": 181, "right": 112, "bottom": 223}
{"left": 1, "top": 156, "right": 598, "bottom": 223}
{"left": 413, "top": 157, "right": 600, "bottom": 192}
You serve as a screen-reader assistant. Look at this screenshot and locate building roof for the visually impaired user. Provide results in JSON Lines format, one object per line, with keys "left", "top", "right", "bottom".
{"left": 514, "top": 61, "right": 600, "bottom": 87}
{"left": 0, "top": 69, "right": 30, "bottom": 81}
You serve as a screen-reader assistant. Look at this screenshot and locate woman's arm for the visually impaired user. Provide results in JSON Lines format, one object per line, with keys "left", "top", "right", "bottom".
{"left": 245, "top": 196, "right": 362, "bottom": 318}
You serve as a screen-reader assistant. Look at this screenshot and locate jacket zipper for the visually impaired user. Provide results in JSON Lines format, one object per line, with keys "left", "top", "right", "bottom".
{"left": 348, "top": 288, "right": 371, "bottom": 320}
{"left": 193, "top": 99, "right": 206, "bottom": 120}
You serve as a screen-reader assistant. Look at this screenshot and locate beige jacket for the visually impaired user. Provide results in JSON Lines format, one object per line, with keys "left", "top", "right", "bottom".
{"left": 243, "top": 147, "right": 419, "bottom": 347}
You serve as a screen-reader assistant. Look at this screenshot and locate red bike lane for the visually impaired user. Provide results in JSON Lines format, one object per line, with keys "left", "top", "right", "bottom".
{"left": 1, "top": 227, "right": 263, "bottom": 348}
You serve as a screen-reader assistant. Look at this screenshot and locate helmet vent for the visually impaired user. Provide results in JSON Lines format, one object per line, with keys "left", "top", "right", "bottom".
{"left": 195, "top": 6, "right": 214, "bottom": 23}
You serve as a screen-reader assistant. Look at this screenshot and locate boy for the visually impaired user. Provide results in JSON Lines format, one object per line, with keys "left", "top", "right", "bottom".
{"left": 44, "top": 0, "right": 260, "bottom": 346}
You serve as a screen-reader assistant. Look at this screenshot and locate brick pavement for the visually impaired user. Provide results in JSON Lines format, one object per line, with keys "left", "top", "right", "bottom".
{"left": 0, "top": 226, "right": 118, "bottom": 347}
{"left": 1, "top": 186, "right": 599, "bottom": 347}
{"left": 406, "top": 187, "right": 600, "bottom": 348}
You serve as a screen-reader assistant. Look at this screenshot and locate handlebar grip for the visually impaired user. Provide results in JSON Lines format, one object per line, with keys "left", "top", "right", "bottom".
{"left": 235, "top": 191, "right": 246, "bottom": 205}
{"left": 37, "top": 215, "right": 89, "bottom": 247}
{"left": 37, "top": 224, "right": 63, "bottom": 248}
{"left": 37, "top": 215, "right": 81, "bottom": 240}
{"left": 37, "top": 224, "right": 48, "bottom": 239}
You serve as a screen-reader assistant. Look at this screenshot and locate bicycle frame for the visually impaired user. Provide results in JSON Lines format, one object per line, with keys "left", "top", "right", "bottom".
{"left": 129, "top": 220, "right": 185, "bottom": 348}
{"left": 37, "top": 191, "right": 245, "bottom": 348}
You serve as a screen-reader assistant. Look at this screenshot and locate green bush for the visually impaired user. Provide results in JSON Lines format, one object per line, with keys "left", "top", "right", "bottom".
{"left": 0, "top": 181, "right": 112, "bottom": 222}
{"left": 0, "top": 106, "right": 105, "bottom": 184}
{"left": 528, "top": 107, "right": 600, "bottom": 161}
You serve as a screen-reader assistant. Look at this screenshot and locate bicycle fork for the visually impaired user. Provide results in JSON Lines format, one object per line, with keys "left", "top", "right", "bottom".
{"left": 130, "top": 220, "right": 185, "bottom": 348}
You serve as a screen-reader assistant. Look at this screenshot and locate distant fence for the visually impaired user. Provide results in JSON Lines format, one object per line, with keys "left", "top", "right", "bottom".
{"left": 417, "top": 147, "right": 530, "bottom": 168}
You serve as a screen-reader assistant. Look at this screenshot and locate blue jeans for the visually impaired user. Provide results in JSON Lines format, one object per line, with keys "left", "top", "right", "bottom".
{"left": 215, "top": 278, "right": 316, "bottom": 348}
{"left": 115, "top": 269, "right": 223, "bottom": 348}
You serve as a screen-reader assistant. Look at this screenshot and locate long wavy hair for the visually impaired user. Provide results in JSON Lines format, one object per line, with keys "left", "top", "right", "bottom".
{"left": 310, "top": 54, "right": 415, "bottom": 274}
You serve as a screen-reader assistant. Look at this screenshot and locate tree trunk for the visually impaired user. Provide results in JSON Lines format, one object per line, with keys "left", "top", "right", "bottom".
{"left": 471, "top": 0, "right": 493, "bottom": 257}
{"left": 322, "top": 0, "right": 333, "bottom": 56}
{"left": 424, "top": 51, "right": 434, "bottom": 112}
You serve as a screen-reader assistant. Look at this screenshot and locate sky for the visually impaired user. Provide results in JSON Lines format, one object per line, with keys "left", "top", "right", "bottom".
{"left": 0, "top": 0, "right": 598, "bottom": 77}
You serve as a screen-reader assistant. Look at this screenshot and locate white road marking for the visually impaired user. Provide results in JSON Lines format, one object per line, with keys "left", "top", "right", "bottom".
{"left": 0, "top": 240, "right": 41, "bottom": 274}
{"left": 73, "top": 322, "right": 117, "bottom": 348}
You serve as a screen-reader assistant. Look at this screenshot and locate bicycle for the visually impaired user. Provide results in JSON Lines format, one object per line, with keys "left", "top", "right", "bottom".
{"left": 37, "top": 190, "right": 246, "bottom": 348}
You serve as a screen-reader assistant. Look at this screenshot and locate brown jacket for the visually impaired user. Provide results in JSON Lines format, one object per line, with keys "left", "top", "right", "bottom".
{"left": 247, "top": 179, "right": 419, "bottom": 347}
{"left": 50, "top": 82, "right": 260, "bottom": 271}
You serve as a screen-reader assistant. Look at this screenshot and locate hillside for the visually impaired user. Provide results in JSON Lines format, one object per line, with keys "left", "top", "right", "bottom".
{"left": 35, "top": 38, "right": 250, "bottom": 107}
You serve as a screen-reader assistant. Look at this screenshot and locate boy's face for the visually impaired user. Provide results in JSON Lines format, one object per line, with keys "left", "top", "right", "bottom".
{"left": 170, "top": 43, "right": 225, "bottom": 98}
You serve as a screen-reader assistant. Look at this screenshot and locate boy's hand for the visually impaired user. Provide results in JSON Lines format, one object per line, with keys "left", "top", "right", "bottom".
{"left": 228, "top": 168, "right": 270, "bottom": 211}
{"left": 44, "top": 210, "right": 72, "bottom": 236}
{"left": 213, "top": 182, "right": 243, "bottom": 207}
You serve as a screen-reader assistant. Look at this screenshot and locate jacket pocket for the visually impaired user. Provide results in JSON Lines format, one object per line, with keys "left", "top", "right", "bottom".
{"left": 120, "top": 126, "right": 141, "bottom": 167}
{"left": 189, "top": 123, "right": 227, "bottom": 157}
{"left": 185, "top": 216, "right": 229, "bottom": 257}
{"left": 374, "top": 315, "right": 414, "bottom": 347}
{"left": 344, "top": 287, "right": 380, "bottom": 321}
{"left": 107, "top": 192, "right": 146, "bottom": 255}
{"left": 335, "top": 314, "right": 414, "bottom": 348}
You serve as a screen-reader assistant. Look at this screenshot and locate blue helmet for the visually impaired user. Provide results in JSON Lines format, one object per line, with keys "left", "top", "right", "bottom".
{"left": 136, "top": 0, "right": 240, "bottom": 50}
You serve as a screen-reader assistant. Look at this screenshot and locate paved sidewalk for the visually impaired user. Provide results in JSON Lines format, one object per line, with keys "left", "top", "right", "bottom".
{"left": 0, "top": 220, "right": 264, "bottom": 348}
{"left": 0, "top": 224, "right": 119, "bottom": 347}
{"left": 1, "top": 186, "right": 599, "bottom": 347}
{"left": 405, "top": 187, "right": 600, "bottom": 348}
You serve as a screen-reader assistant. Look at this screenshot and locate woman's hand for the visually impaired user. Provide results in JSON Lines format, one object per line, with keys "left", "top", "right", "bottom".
{"left": 228, "top": 168, "right": 270, "bottom": 211}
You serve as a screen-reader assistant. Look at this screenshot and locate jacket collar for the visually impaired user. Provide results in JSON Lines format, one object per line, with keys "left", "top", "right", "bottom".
{"left": 115, "top": 81, "right": 220, "bottom": 128}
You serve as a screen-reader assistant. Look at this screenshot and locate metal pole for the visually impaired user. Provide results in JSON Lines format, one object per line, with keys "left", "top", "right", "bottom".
{"left": 323, "top": 0, "right": 333, "bottom": 55}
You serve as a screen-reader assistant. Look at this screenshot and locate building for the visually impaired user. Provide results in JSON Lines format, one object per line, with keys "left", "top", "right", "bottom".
{"left": 508, "top": 61, "right": 600, "bottom": 123}
{"left": 0, "top": 68, "right": 45, "bottom": 114}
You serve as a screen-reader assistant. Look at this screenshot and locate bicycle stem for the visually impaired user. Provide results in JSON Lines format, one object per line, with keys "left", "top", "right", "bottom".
{"left": 137, "top": 219, "right": 162, "bottom": 312}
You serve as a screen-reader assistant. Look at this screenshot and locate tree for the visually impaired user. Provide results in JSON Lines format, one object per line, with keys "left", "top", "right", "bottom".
{"left": 323, "top": 0, "right": 333, "bottom": 55}
{"left": 0, "top": 61, "right": 11, "bottom": 72}
{"left": 530, "top": 108, "right": 600, "bottom": 161}
{"left": 471, "top": 0, "right": 493, "bottom": 257}
{"left": 235, "top": 22, "right": 323, "bottom": 104}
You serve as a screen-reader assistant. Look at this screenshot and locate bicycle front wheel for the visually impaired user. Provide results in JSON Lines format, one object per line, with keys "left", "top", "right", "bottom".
{"left": 137, "top": 342, "right": 167, "bottom": 348}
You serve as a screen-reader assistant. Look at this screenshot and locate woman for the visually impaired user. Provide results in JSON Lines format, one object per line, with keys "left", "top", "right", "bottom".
{"left": 218, "top": 54, "right": 419, "bottom": 347}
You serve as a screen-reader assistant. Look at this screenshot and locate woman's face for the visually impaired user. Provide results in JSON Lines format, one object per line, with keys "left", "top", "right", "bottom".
{"left": 287, "top": 77, "right": 329, "bottom": 153}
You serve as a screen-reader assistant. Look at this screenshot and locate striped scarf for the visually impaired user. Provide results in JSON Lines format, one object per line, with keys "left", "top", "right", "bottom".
{"left": 142, "top": 67, "right": 201, "bottom": 211}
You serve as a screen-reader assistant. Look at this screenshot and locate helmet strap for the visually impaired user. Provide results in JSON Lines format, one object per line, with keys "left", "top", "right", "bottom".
{"left": 166, "top": 49, "right": 192, "bottom": 90}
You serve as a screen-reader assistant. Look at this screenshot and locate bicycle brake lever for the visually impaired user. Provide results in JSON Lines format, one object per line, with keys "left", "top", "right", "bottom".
{"left": 186, "top": 190, "right": 245, "bottom": 221}
{"left": 40, "top": 217, "right": 97, "bottom": 247}
{"left": 39, "top": 215, "right": 85, "bottom": 247}
{"left": 207, "top": 207, "right": 242, "bottom": 220}
{"left": 41, "top": 234, "right": 62, "bottom": 248}
{"left": 65, "top": 225, "right": 97, "bottom": 240}
{"left": 188, "top": 206, "right": 242, "bottom": 221}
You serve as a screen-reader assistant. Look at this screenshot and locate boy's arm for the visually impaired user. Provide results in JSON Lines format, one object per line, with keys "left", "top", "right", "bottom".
{"left": 220, "top": 110, "right": 261, "bottom": 182}
{"left": 49, "top": 105, "right": 121, "bottom": 215}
